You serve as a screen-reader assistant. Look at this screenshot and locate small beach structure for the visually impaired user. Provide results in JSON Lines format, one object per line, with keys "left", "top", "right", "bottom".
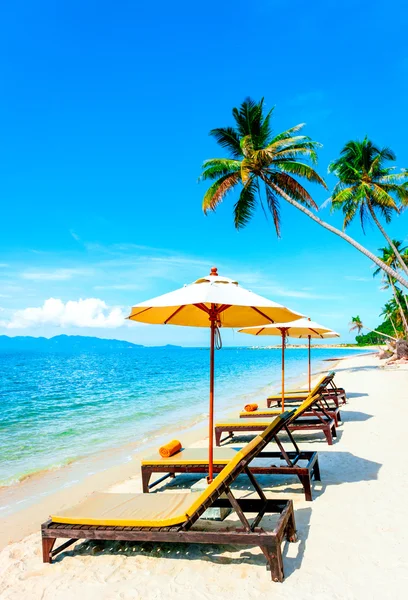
{"left": 127, "top": 267, "right": 303, "bottom": 482}
{"left": 238, "top": 318, "right": 339, "bottom": 410}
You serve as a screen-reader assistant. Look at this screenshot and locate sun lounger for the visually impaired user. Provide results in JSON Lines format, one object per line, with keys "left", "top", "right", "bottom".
{"left": 42, "top": 414, "right": 298, "bottom": 582}
{"left": 267, "top": 372, "right": 346, "bottom": 408}
{"left": 215, "top": 393, "right": 337, "bottom": 446}
{"left": 244, "top": 387, "right": 342, "bottom": 427}
{"left": 141, "top": 410, "right": 320, "bottom": 501}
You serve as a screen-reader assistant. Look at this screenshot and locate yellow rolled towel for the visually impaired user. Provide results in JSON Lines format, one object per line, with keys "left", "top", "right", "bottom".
{"left": 159, "top": 440, "right": 182, "bottom": 458}
{"left": 244, "top": 403, "right": 258, "bottom": 412}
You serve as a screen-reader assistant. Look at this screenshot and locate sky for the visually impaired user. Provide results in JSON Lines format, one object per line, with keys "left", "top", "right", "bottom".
{"left": 0, "top": 0, "right": 407, "bottom": 346}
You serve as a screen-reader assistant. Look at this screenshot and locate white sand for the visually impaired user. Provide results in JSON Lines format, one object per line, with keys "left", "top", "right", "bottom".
{"left": 1, "top": 353, "right": 408, "bottom": 599}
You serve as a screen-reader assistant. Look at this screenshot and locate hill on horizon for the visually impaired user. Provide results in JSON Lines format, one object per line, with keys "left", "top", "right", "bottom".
{"left": 0, "top": 334, "right": 144, "bottom": 351}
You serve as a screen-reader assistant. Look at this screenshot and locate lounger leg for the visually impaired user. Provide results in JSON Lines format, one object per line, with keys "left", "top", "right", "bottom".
{"left": 332, "top": 425, "right": 337, "bottom": 438}
{"left": 285, "top": 506, "right": 298, "bottom": 543}
{"left": 337, "top": 411, "right": 342, "bottom": 423}
{"left": 312, "top": 458, "right": 321, "bottom": 482}
{"left": 215, "top": 429, "right": 222, "bottom": 446}
{"left": 324, "top": 426, "right": 333, "bottom": 445}
{"left": 298, "top": 474, "right": 312, "bottom": 502}
{"left": 42, "top": 537, "right": 56, "bottom": 564}
{"left": 141, "top": 469, "right": 151, "bottom": 493}
{"left": 261, "top": 544, "right": 284, "bottom": 582}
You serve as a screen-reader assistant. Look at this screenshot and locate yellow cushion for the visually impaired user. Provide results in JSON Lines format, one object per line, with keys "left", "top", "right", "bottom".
{"left": 141, "top": 447, "right": 239, "bottom": 466}
{"left": 216, "top": 419, "right": 276, "bottom": 427}
{"left": 239, "top": 409, "right": 282, "bottom": 418}
{"left": 51, "top": 491, "right": 204, "bottom": 527}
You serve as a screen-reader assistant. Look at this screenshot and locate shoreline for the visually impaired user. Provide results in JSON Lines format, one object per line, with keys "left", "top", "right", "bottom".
{"left": 0, "top": 354, "right": 345, "bottom": 549}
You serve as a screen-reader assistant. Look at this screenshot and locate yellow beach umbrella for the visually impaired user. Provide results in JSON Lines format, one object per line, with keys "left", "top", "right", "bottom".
{"left": 238, "top": 318, "right": 339, "bottom": 410}
{"left": 128, "top": 267, "right": 304, "bottom": 482}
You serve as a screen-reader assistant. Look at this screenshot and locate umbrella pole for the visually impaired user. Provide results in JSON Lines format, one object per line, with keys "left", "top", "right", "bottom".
{"left": 308, "top": 335, "right": 311, "bottom": 392}
{"left": 208, "top": 314, "right": 215, "bottom": 483}
{"left": 281, "top": 330, "right": 286, "bottom": 413}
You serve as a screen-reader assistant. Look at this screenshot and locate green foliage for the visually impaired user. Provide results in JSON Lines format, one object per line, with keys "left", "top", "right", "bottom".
{"left": 329, "top": 137, "right": 408, "bottom": 231}
{"left": 355, "top": 320, "right": 401, "bottom": 345}
{"left": 200, "top": 97, "right": 326, "bottom": 235}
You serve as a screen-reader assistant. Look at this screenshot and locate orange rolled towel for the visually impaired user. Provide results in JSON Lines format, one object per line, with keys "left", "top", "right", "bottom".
{"left": 244, "top": 403, "right": 258, "bottom": 412}
{"left": 159, "top": 440, "right": 182, "bottom": 458}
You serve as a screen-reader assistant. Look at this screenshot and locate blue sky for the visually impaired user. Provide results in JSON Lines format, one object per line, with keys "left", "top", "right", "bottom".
{"left": 0, "top": 0, "right": 407, "bottom": 345}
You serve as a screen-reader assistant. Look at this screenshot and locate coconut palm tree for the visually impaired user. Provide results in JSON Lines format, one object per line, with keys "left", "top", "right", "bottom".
{"left": 349, "top": 315, "right": 396, "bottom": 341}
{"left": 329, "top": 138, "right": 408, "bottom": 277}
{"left": 200, "top": 98, "right": 408, "bottom": 289}
{"left": 373, "top": 242, "right": 408, "bottom": 335}
{"left": 380, "top": 302, "right": 398, "bottom": 336}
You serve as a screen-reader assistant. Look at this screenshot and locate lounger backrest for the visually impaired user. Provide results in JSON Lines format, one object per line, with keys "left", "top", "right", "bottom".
{"left": 309, "top": 373, "right": 330, "bottom": 396}
{"left": 186, "top": 410, "right": 294, "bottom": 520}
{"left": 290, "top": 393, "right": 323, "bottom": 421}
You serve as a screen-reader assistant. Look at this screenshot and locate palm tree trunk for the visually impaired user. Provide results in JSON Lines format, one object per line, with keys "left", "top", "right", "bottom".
{"left": 389, "top": 315, "right": 398, "bottom": 336}
{"left": 366, "top": 201, "right": 408, "bottom": 278}
{"left": 361, "top": 325, "right": 396, "bottom": 341}
{"left": 388, "top": 276, "right": 408, "bottom": 336}
{"left": 266, "top": 181, "right": 408, "bottom": 289}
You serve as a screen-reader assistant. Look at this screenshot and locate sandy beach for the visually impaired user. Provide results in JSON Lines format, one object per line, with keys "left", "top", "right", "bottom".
{"left": 1, "top": 352, "right": 408, "bottom": 599}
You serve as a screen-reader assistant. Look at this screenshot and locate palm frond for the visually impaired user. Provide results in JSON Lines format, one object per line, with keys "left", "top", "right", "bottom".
{"left": 370, "top": 184, "right": 399, "bottom": 210}
{"left": 271, "top": 160, "right": 327, "bottom": 188}
{"left": 266, "top": 173, "right": 318, "bottom": 209}
{"left": 200, "top": 159, "right": 241, "bottom": 181}
{"left": 265, "top": 185, "right": 281, "bottom": 237}
{"left": 233, "top": 178, "right": 257, "bottom": 229}
{"left": 209, "top": 127, "right": 242, "bottom": 159}
{"left": 202, "top": 172, "right": 241, "bottom": 213}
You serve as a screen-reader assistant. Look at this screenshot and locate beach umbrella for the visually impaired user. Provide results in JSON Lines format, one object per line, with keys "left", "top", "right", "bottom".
{"left": 128, "top": 267, "right": 304, "bottom": 482}
{"left": 238, "top": 318, "right": 339, "bottom": 410}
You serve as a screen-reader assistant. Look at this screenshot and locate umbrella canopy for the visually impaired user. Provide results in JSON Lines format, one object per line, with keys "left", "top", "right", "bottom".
{"left": 128, "top": 267, "right": 304, "bottom": 482}
{"left": 238, "top": 318, "right": 339, "bottom": 405}
{"left": 128, "top": 268, "right": 304, "bottom": 327}
{"left": 238, "top": 318, "right": 338, "bottom": 338}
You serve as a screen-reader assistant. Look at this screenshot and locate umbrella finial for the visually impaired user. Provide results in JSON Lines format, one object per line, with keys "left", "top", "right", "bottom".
{"left": 210, "top": 266, "right": 218, "bottom": 276}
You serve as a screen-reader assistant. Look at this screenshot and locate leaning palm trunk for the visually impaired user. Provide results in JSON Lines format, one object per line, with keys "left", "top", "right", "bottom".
{"left": 367, "top": 202, "right": 408, "bottom": 278}
{"left": 388, "top": 277, "right": 408, "bottom": 336}
{"left": 264, "top": 179, "right": 408, "bottom": 289}
{"left": 388, "top": 315, "right": 398, "bottom": 336}
{"left": 360, "top": 324, "right": 396, "bottom": 342}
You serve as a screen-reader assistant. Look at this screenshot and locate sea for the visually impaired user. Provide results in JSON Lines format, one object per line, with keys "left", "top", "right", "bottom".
{"left": 0, "top": 346, "right": 367, "bottom": 487}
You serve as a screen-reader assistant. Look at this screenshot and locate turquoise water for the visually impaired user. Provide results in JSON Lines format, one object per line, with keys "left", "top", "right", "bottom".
{"left": 0, "top": 346, "right": 365, "bottom": 486}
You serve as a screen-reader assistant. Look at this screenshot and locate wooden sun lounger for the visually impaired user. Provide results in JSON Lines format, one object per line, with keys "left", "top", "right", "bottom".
{"left": 245, "top": 377, "right": 341, "bottom": 425}
{"left": 244, "top": 395, "right": 342, "bottom": 427}
{"left": 267, "top": 372, "right": 346, "bottom": 408}
{"left": 141, "top": 410, "right": 320, "bottom": 501}
{"left": 42, "top": 414, "right": 298, "bottom": 582}
{"left": 216, "top": 393, "right": 337, "bottom": 446}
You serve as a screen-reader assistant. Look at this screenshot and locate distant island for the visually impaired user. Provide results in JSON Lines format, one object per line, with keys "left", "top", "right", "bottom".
{"left": 0, "top": 334, "right": 145, "bottom": 352}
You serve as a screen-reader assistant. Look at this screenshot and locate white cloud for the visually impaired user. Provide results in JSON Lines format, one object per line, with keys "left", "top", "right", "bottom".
{"left": 344, "top": 275, "right": 371, "bottom": 282}
{"left": 21, "top": 268, "right": 92, "bottom": 281}
{"left": 1, "top": 298, "right": 127, "bottom": 329}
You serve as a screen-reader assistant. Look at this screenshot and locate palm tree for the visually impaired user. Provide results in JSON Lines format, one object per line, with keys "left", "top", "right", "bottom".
{"left": 200, "top": 98, "right": 408, "bottom": 289}
{"left": 373, "top": 242, "right": 408, "bottom": 335}
{"left": 349, "top": 315, "right": 396, "bottom": 341}
{"left": 380, "top": 302, "right": 398, "bottom": 336}
{"left": 329, "top": 138, "right": 408, "bottom": 278}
